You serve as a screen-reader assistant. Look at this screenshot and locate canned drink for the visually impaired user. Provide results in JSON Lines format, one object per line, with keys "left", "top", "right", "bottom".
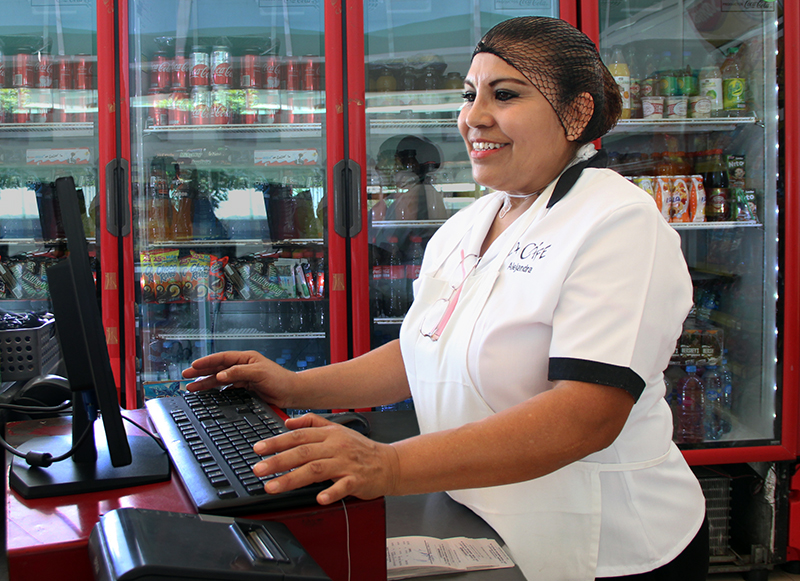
{"left": 13, "top": 107, "right": 30, "bottom": 123}
{"left": 669, "top": 175, "right": 691, "bottom": 223}
{"left": 706, "top": 187, "right": 730, "bottom": 222}
{"left": 70, "top": 89, "right": 92, "bottom": 122}
{"left": 168, "top": 87, "right": 190, "bottom": 126}
{"left": 190, "top": 47, "right": 210, "bottom": 87}
{"left": 242, "top": 109, "right": 258, "bottom": 124}
{"left": 633, "top": 175, "right": 654, "bottom": 199}
{"left": 172, "top": 53, "right": 189, "bottom": 88}
{"left": 210, "top": 87, "right": 230, "bottom": 124}
{"left": 211, "top": 46, "right": 232, "bottom": 87}
{"left": 665, "top": 96, "right": 688, "bottom": 119}
{"left": 285, "top": 57, "right": 300, "bottom": 91}
{"left": 190, "top": 86, "right": 211, "bottom": 125}
{"left": 57, "top": 56, "right": 72, "bottom": 89}
{"left": 52, "top": 89, "right": 68, "bottom": 122}
{"left": 240, "top": 49, "right": 260, "bottom": 89}
{"left": 262, "top": 55, "right": 281, "bottom": 89}
{"left": 689, "top": 175, "right": 706, "bottom": 222}
{"left": 654, "top": 176, "right": 671, "bottom": 221}
{"left": 0, "top": 43, "right": 5, "bottom": 87}
{"left": 13, "top": 48, "right": 34, "bottom": 88}
{"left": 75, "top": 54, "right": 92, "bottom": 90}
{"left": 152, "top": 50, "right": 171, "bottom": 90}
{"left": 641, "top": 96, "right": 663, "bottom": 119}
{"left": 301, "top": 56, "right": 318, "bottom": 91}
{"left": 36, "top": 52, "right": 52, "bottom": 88}
{"left": 148, "top": 85, "right": 168, "bottom": 127}
{"left": 688, "top": 95, "right": 712, "bottom": 119}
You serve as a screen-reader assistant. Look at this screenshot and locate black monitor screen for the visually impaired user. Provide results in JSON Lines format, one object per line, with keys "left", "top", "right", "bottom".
{"left": 9, "top": 176, "right": 169, "bottom": 498}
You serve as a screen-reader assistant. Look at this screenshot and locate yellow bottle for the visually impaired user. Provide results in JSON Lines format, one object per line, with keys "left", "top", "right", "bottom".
{"left": 609, "top": 45, "right": 631, "bottom": 119}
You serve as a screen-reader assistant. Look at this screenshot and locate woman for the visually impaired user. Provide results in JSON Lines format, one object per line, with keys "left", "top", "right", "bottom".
{"left": 183, "top": 17, "right": 708, "bottom": 581}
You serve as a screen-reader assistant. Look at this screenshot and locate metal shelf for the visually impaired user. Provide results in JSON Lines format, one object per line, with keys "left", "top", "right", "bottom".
{"left": 144, "top": 123, "right": 323, "bottom": 140}
{"left": 0, "top": 122, "right": 95, "bottom": 138}
{"left": 156, "top": 328, "right": 325, "bottom": 341}
{"left": 144, "top": 237, "right": 323, "bottom": 248}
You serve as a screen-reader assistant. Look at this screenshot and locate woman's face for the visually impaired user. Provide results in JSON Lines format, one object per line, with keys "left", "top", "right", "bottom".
{"left": 458, "top": 53, "right": 577, "bottom": 195}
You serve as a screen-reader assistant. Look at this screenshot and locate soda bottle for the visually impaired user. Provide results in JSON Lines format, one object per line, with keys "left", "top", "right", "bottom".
{"left": 702, "top": 364, "right": 724, "bottom": 440}
{"left": 406, "top": 236, "right": 424, "bottom": 307}
{"left": 628, "top": 46, "right": 643, "bottom": 119}
{"left": 657, "top": 51, "right": 677, "bottom": 97}
{"left": 676, "top": 363, "right": 705, "bottom": 443}
{"left": 386, "top": 236, "right": 406, "bottom": 317}
{"left": 719, "top": 354, "right": 734, "bottom": 434}
{"left": 699, "top": 53, "right": 723, "bottom": 117}
{"left": 721, "top": 47, "right": 746, "bottom": 116}
{"left": 609, "top": 45, "right": 631, "bottom": 119}
{"left": 313, "top": 251, "right": 325, "bottom": 299}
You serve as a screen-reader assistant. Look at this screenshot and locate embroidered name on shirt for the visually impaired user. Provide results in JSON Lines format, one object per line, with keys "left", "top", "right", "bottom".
{"left": 506, "top": 241, "right": 551, "bottom": 273}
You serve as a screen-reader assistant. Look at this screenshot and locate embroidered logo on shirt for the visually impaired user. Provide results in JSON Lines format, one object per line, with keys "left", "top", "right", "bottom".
{"left": 506, "top": 241, "right": 550, "bottom": 274}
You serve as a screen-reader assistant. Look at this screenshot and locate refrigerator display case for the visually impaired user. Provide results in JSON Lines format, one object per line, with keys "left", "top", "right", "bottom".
{"left": 582, "top": 0, "right": 793, "bottom": 462}
{"left": 0, "top": 0, "right": 103, "bottom": 382}
{"left": 124, "top": 1, "right": 337, "bottom": 408}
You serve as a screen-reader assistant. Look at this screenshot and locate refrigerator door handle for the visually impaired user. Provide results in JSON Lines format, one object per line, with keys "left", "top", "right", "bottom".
{"left": 333, "top": 158, "right": 362, "bottom": 238}
{"left": 105, "top": 159, "right": 130, "bottom": 237}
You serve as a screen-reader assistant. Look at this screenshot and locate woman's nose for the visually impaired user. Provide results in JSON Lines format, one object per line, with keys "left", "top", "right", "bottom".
{"left": 461, "top": 96, "right": 494, "bottom": 128}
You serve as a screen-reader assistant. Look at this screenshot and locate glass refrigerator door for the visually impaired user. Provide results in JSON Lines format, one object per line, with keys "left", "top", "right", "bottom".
{"left": 592, "top": 1, "right": 781, "bottom": 453}
{"left": 0, "top": 1, "right": 98, "bottom": 381}
{"left": 361, "top": 1, "right": 563, "bottom": 357}
{"left": 127, "top": 1, "right": 328, "bottom": 406}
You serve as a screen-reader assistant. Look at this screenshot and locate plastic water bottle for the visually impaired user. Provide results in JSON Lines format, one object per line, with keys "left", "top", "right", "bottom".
{"left": 664, "top": 374, "right": 680, "bottom": 438}
{"left": 677, "top": 363, "right": 705, "bottom": 443}
{"left": 720, "top": 356, "right": 734, "bottom": 433}
{"left": 703, "top": 365, "right": 723, "bottom": 440}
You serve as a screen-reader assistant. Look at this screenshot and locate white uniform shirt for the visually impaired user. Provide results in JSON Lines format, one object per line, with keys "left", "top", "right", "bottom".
{"left": 401, "top": 164, "right": 706, "bottom": 577}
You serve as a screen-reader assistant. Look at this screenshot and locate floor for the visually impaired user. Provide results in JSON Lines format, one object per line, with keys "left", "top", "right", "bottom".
{"left": 710, "top": 569, "right": 800, "bottom": 580}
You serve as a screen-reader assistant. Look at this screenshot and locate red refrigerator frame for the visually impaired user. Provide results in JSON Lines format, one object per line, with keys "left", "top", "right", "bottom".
{"left": 579, "top": 0, "right": 799, "bottom": 466}
{"left": 104, "top": 0, "right": 352, "bottom": 408}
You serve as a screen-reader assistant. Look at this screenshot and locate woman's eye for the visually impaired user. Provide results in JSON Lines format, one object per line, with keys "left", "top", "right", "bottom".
{"left": 495, "top": 90, "right": 516, "bottom": 102}
{"left": 461, "top": 91, "right": 476, "bottom": 102}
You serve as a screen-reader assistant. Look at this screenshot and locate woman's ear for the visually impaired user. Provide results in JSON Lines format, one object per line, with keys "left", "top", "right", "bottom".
{"left": 564, "top": 92, "right": 594, "bottom": 142}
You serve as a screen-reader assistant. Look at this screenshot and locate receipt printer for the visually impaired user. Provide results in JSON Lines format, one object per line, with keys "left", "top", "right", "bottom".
{"left": 88, "top": 508, "right": 331, "bottom": 581}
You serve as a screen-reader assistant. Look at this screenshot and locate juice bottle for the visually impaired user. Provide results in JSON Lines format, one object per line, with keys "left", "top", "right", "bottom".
{"left": 705, "top": 149, "right": 730, "bottom": 221}
{"left": 721, "top": 46, "right": 746, "bottom": 116}
{"left": 702, "top": 365, "right": 724, "bottom": 440}
{"left": 609, "top": 45, "right": 631, "bottom": 119}
{"left": 699, "top": 53, "right": 723, "bottom": 116}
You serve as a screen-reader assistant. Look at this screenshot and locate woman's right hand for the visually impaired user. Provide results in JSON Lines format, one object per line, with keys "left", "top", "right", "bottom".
{"left": 182, "top": 350, "right": 298, "bottom": 408}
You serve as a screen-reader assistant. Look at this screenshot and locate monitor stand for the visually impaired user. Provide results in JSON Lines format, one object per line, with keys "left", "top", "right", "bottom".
{"left": 9, "top": 421, "right": 170, "bottom": 499}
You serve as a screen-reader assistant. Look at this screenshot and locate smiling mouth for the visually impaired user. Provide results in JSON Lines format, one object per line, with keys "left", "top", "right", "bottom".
{"left": 472, "top": 142, "right": 508, "bottom": 152}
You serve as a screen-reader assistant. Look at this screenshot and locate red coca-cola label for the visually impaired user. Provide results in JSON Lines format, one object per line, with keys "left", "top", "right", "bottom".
{"left": 301, "top": 58, "right": 317, "bottom": 91}
{"left": 172, "top": 55, "right": 189, "bottom": 88}
{"left": 191, "top": 63, "right": 210, "bottom": 86}
{"left": 191, "top": 88, "right": 211, "bottom": 124}
{"left": 240, "top": 52, "right": 259, "bottom": 88}
{"left": 57, "top": 57, "right": 72, "bottom": 89}
{"left": 36, "top": 55, "right": 53, "bottom": 88}
{"left": 212, "top": 63, "right": 232, "bottom": 86}
{"left": 13, "top": 51, "right": 34, "bottom": 88}
{"left": 262, "top": 56, "right": 280, "bottom": 90}
{"left": 285, "top": 59, "right": 299, "bottom": 91}
{"left": 211, "top": 102, "right": 229, "bottom": 124}
{"left": 152, "top": 52, "right": 172, "bottom": 90}
{"left": 75, "top": 56, "right": 92, "bottom": 90}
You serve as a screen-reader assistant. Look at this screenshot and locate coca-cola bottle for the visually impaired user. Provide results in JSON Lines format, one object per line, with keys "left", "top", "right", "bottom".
{"left": 386, "top": 236, "right": 406, "bottom": 317}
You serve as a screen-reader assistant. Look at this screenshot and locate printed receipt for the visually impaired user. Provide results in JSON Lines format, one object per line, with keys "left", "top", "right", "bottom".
{"left": 386, "top": 536, "right": 515, "bottom": 579}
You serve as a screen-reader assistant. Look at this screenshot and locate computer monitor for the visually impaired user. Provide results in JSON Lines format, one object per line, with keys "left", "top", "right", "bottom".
{"left": 9, "top": 176, "right": 170, "bottom": 499}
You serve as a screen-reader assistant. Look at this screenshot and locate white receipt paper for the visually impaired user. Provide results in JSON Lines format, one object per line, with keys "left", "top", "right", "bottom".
{"left": 386, "top": 535, "right": 515, "bottom": 579}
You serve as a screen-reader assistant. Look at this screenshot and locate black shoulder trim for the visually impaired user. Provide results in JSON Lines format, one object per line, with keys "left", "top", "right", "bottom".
{"left": 546, "top": 149, "right": 609, "bottom": 209}
{"left": 548, "top": 357, "right": 645, "bottom": 401}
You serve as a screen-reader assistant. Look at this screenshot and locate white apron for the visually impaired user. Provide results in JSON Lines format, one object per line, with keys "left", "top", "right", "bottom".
{"left": 400, "top": 187, "right": 671, "bottom": 581}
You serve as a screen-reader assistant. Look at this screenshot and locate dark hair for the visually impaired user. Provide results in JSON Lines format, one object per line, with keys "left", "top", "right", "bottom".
{"left": 473, "top": 17, "right": 621, "bottom": 143}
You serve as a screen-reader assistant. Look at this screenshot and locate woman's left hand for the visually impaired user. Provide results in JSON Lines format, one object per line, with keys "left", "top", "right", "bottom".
{"left": 252, "top": 414, "right": 401, "bottom": 505}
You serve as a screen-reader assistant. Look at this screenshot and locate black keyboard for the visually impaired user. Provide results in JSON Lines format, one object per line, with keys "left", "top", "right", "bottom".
{"left": 145, "top": 388, "right": 327, "bottom": 515}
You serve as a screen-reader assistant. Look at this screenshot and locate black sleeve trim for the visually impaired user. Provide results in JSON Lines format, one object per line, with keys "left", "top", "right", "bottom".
{"left": 548, "top": 357, "right": 645, "bottom": 401}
